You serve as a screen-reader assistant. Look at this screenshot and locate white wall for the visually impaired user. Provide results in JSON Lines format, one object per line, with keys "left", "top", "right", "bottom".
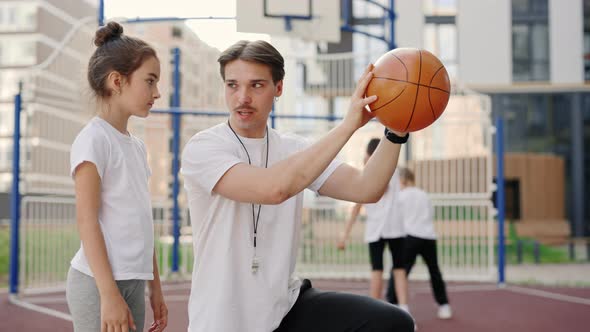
{"left": 550, "top": 0, "right": 584, "bottom": 83}
{"left": 458, "top": 0, "right": 512, "bottom": 85}
{"left": 394, "top": 0, "right": 423, "bottom": 48}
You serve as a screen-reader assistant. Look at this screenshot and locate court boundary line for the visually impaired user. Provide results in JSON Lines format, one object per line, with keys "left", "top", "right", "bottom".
{"left": 9, "top": 295, "right": 72, "bottom": 321}
{"left": 11, "top": 282, "right": 590, "bottom": 323}
{"left": 507, "top": 285, "right": 590, "bottom": 306}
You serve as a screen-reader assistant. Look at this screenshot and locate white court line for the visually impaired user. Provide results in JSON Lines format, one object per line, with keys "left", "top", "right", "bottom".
{"left": 507, "top": 285, "right": 590, "bottom": 306}
{"left": 25, "top": 293, "right": 191, "bottom": 305}
{"left": 411, "top": 284, "right": 499, "bottom": 294}
{"left": 9, "top": 295, "right": 72, "bottom": 321}
{"left": 161, "top": 283, "right": 192, "bottom": 291}
{"left": 24, "top": 296, "right": 67, "bottom": 304}
{"left": 159, "top": 294, "right": 190, "bottom": 302}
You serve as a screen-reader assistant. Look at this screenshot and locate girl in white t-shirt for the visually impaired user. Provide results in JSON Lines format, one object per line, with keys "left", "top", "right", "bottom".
{"left": 397, "top": 167, "right": 453, "bottom": 320}
{"left": 66, "top": 22, "right": 167, "bottom": 332}
{"left": 338, "top": 138, "right": 410, "bottom": 311}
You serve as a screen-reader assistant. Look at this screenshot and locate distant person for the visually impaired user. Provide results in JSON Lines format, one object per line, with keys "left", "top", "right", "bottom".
{"left": 180, "top": 40, "right": 414, "bottom": 331}
{"left": 397, "top": 167, "right": 452, "bottom": 319}
{"left": 338, "top": 138, "right": 410, "bottom": 312}
{"left": 66, "top": 22, "right": 168, "bottom": 332}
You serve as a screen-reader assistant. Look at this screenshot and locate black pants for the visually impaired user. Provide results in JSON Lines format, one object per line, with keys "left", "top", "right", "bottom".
{"left": 387, "top": 236, "right": 450, "bottom": 305}
{"left": 275, "top": 279, "right": 414, "bottom": 332}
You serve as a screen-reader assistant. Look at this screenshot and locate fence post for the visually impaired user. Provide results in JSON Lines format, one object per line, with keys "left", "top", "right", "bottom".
{"left": 533, "top": 241, "right": 540, "bottom": 264}
{"left": 9, "top": 90, "right": 22, "bottom": 296}
{"left": 516, "top": 240, "right": 523, "bottom": 264}
{"left": 495, "top": 116, "right": 506, "bottom": 285}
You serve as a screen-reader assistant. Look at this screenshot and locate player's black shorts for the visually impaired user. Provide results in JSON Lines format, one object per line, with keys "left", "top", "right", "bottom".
{"left": 368, "top": 237, "right": 405, "bottom": 271}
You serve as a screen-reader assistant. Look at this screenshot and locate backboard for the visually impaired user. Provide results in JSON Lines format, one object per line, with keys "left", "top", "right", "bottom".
{"left": 236, "top": 0, "right": 341, "bottom": 43}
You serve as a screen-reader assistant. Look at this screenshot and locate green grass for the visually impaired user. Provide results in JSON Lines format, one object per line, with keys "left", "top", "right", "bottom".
{"left": 0, "top": 226, "right": 194, "bottom": 290}
{"left": 0, "top": 227, "right": 9, "bottom": 288}
{"left": 503, "top": 221, "right": 570, "bottom": 264}
{"left": 0, "top": 218, "right": 579, "bottom": 290}
{"left": 300, "top": 240, "right": 497, "bottom": 266}
{"left": 154, "top": 240, "right": 194, "bottom": 274}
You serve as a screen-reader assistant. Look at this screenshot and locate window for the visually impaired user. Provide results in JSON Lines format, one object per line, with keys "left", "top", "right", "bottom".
{"left": 493, "top": 93, "right": 572, "bottom": 154}
{"left": 512, "top": 0, "right": 549, "bottom": 81}
{"left": 584, "top": 0, "right": 590, "bottom": 81}
{"left": 424, "top": 23, "right": 457, "bottom": 78}
{"left": 0, "top": 104, "right": 14, "bottom": 135}
{"left": 0, "top": 37, "right": 36, "bottom": 66}
{"left": 0, "top": 3, "right": 36, "bottom": 32}
{"left": 423, "top": 0, "right": 458, "bottom": 78}
{"left": 422, "top": 0, "right": 458, "bottom": 78}
{"left": 423, "top": 0, "right": 457, "bottom": 16}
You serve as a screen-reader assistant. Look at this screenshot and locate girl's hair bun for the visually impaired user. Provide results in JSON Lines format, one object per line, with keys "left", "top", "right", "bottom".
{"left": 94, "top": 21, "right": 124, "bottom": 47}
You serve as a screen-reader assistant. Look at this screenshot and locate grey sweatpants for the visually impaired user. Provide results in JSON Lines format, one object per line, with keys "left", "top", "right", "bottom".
{"left": 66, "top": 267, "right": 146, "bottom": 332}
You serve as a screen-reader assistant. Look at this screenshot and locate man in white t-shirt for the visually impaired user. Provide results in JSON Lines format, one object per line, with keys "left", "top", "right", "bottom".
{"left": 397, "top": 167, "right": 453, "bottom": 320}
{"left": 181, "top": 40, "right": 414, "bottom": 332}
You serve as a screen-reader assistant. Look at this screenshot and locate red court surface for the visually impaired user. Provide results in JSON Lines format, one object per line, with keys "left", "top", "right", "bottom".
{"left": 2, "top": 280, "right": 589, "bottom": 331}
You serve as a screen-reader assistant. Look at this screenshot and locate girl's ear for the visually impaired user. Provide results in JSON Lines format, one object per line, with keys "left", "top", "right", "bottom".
{"left": 106, "top": 71, "right": 123, "bottom": 95}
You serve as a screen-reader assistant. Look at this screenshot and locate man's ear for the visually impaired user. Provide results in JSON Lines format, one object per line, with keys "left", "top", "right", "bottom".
{"left": 275, "top": 80, "right": 283, "bottom": 97}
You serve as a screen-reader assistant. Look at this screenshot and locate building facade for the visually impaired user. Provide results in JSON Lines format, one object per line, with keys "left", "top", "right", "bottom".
{"left": 388, "top": 0, "right": 589, "bottom": 237}
{"left": 0, "top": 0, "right": 96, "bottom": 197}
{"left": 0, "top": 1, "right": 224, "bottom": 209}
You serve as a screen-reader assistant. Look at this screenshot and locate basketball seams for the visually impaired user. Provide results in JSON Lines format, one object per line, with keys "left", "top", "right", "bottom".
{"left": 389, "top": 53, "right": 409, "bottom": 81}
{"left": 372, "top": 77, "right": 450, "bottom": 94}
{"left": 428, "top": 66, "right": 449, "bottom": 120}
{"left": 403, "top": 50, "right": 422, "bottom": 132}
{"left": 368, "top": 48, "right": 450, "bottom": 132}
{"left": 370, "top": 86, "right": 407, "bottom": 112}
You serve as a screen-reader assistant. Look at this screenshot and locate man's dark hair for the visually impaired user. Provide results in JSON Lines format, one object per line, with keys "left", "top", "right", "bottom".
{"left": 367, "top": 138, "right": 380, "bottom": 156}
{"left": 217, "top": 40, "right": 285, "bottom": 84}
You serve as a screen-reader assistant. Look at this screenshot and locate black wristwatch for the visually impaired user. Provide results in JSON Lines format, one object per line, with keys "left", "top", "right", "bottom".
{"left": 384, "top": 128, "right": 409, "bottom": 144}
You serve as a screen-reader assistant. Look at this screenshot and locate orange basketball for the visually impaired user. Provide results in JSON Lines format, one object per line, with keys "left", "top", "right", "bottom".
{"left": 366, "top": 48, "right": 451, "bottom": 132}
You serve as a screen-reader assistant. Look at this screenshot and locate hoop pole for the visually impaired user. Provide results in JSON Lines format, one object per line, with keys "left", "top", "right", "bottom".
{"left": 171, "top": 48, "right": 181, "bottom": 273}
{"left": 341, "top": 0, "right": 396, "bottom": 49}
{"left": 98, "top": 0, "right": 104, "bottom": 26}
{"left": 9, "top": 90, "right": 22, "bottom": 295}
{"left": 388, "top": 0, "right": 396, "bottom": 50}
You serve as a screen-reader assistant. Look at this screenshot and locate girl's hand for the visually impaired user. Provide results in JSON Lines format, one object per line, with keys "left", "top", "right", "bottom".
{"left": 101, "top": 292, "right": 136, "bottom": 332}
{"left": 148, "top": 289, "right": 168, "bottom": 332}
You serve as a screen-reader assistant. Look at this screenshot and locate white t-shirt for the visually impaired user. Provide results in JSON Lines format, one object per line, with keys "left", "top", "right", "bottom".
{"left": 69, "top": 117, "right": 154, "bottom": 280}
{"left": 181, "top": 123, "right": 342, "bottom": 332}
{"left": 397, "top": 187, "right": 437, "bottom": 240}
{"left": 363, "top": 170, "right": 404, "bottom": 243}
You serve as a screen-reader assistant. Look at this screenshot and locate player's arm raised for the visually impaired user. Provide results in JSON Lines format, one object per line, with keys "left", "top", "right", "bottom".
{"left": 213, "top": 65, "right": 377, "bottom": 205}
{"left": 319, "top": 137, "right": 402, "bottom": 203}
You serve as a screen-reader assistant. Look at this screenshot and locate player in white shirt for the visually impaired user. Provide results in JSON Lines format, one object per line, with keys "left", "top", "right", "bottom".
{"left": 337, "top": 138, "right": 410, "bottom": 312}
{"left": 66, "top": 22, "right": 167, "bottom": 332}
{"left": 181, "top": 40, "right": 414, "bottom": 332}
{"left": 397, "top": 167, "right": 453, "bottom": 320}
